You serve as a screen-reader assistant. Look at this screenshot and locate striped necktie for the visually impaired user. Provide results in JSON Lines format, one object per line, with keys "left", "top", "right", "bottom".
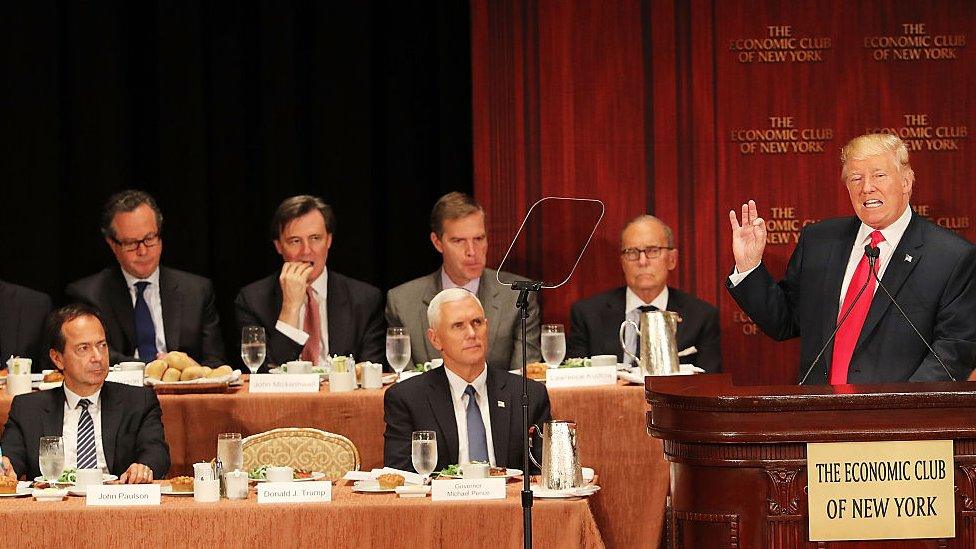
{"left": 76, "top": 399, "right": 98, "bottom": 470}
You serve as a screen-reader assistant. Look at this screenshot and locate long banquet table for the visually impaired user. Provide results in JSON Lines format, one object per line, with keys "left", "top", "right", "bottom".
{"left": 0, "top": 481, "right": 604, "bottom": 548}
{"left": 0, "top": 379, "right": 668, "bottom": 548}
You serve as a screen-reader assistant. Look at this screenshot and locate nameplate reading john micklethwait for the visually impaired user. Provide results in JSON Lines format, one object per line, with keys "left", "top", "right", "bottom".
{"left": 86, "top": 484, "right": 161, "bottom": 506}
{"left": 431, "top": 478, "right": 506, "bottom": 501}
{"left": 257, "top": 481, "right": 332, "bottom": 503}
{"left": 249, "top": 374, "right": 320, "bottom": 393}
{"left": 546, "top": 366, "right": 617, "bottom": 388}
{"left": 807, "top": 440, "right": 954, "bottom": 542}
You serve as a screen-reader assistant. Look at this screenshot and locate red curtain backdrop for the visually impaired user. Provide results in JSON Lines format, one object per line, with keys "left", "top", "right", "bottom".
{"left": 471, "top": 0, "right": 974, "bottom": 386}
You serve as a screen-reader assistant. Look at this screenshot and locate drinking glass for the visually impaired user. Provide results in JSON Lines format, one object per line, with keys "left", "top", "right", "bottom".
{"left": 241, "top": 326, "right": 267, "bottom": 374}
{"left": 38, "top": 436, "right": 65, "bottom": 483}
{"left": 541, "top": 324, "right": 566, "bottom": 367}
{"left": 217, "top": 432, "right": 243, "bottom": 496}
{"left": 386, "top": 327, "right": 412, "bottom": 380}
{"left": 411, "top": 430, "right": 437, "bottom": 482}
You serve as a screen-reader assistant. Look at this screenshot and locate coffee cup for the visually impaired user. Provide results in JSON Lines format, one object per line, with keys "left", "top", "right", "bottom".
{"left": 193, "top": 462, "right": 215, "bottom": 482}
{"left": 75, "top": 468, "right": 103, "bottom": 488}
{"left": 329, "top": 371, "right": 356, "bottom": 393}
{"left": 266, "top": 466, "right": 293, "bottom": 483}
{"left": 284, "top": 360, "right": 313, "bottom": 374}
{"left": 361, "top": 362, "right": 383, "bottom": 389}
{"left": 5, "top": 373, "right": 31, "bottom": 397}
{"left": 194, "top": 478, "right": 220, "bottom": 502}
{"left": 118, "top": 361, "right": 146, "bottom": 371}
{"left": 225, "top": 470, "right": 249, "bottom": 500}
{"left": 461, "top": 462, "right": 490, "bottom": 479}
{"left": 590, "top": 355, "right": 617, "bottom": 368}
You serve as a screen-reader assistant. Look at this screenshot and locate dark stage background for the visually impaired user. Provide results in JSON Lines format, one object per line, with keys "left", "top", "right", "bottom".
{"left": 0, "top": 1, "right": 473, "bottom": 360}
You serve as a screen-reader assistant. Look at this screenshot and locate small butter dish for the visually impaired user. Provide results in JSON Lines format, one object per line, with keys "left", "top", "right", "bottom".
{"left": 32, "top": 488, "right": 68, "bottom": 502}
{"left": 395, "top": 485, "right": 431, "bottom": 498}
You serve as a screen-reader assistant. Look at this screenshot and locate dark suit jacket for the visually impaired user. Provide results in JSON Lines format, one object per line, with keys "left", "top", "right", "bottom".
{"left": 0, "top": 280, "right": 52, "bottom": 371}
{"left": 566, "top": 286, "right": 722, "bottom": 373}
{"left": 385, "top": 268, "right": 542, "bottom": 372}
{"left": 383, "top": 366, "right": 551, "bottom": 472}
{"left": 234, "top": 269, "right": 386, "bottom": 369}
{"left": 65, "top": 267, "right": 226, "bottom": 367}
{"left": 727, "top": 213, "right": 976, "bottom": 384}
{"left": 0, "top": 382, "right": 170, "bottom": 480}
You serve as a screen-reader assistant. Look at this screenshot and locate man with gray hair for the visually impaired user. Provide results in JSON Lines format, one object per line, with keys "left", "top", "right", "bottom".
{"left": 728, "top": 133, "right": 976, "bottom": 384}
{"left": 567, "top": 214, "right": 721, "bottom": 373}
{"left": 66, "top": 189, "right": 225, "bottom": 366}
{"left": 385, "top": 191, "right": 541, "bottom": 372}
{"left": 383, "top": 288, "right": 550, "bottom": 472}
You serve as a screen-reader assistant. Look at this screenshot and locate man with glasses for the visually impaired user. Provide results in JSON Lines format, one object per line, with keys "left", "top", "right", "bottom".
{"left": 566, "top": 215, "right": 721, "bottom": 372}
{"left": 66, "top": 190, "right": 225, "bottom": 366}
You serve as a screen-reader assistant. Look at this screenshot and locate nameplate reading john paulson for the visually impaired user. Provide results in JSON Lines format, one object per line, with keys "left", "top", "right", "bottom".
{"left": 807, "top": 440, "right": 954, "bottom": 542}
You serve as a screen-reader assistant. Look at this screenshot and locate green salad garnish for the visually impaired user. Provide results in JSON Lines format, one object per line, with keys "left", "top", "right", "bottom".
{"left": 58, "top": 468, "right": 77, "bottom": 483}
{"left": 560, "top": 358, "right": 589, "bottom": 368}
{"left": 438, "top": 464, "right": 461, "bottom": 476}
{"left": 248, "top": 465, "right": 269, "bottom": 480}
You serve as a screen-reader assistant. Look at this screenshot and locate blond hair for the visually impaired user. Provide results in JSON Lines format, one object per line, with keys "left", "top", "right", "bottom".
{"left": 840, "top": 133, "right": 913, "bottom": 180}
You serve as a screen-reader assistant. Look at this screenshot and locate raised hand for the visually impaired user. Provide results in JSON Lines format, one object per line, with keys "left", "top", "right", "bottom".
{"left": 729, "top": 200, "right": 767, "bottom": 272}
{"left": 278, "top": 261, "right": 314, "bottom": 328}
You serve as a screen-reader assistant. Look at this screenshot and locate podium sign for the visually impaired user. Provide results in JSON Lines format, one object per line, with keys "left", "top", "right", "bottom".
{"left": 807, "top": 440, "right": 954, "bottom": 542}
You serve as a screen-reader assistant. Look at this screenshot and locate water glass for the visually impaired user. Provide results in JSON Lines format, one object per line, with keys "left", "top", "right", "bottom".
{"left": 541, "top": 324, "right": 566, "bottom": 367}
{"left": 38, "top": 436, "right": 65, "bottom": 483}
{"left": 241, "top": 326, "right": 267, "bottom": 374}
{"left": 386, "top": 327, "right": 412, "bottom": 379}
{"left": 411, "top": 430, "right": 437, "bottom": 481}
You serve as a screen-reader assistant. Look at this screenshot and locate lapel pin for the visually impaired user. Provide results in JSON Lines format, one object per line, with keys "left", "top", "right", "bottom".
{"left": 905, "top": 254, "right": 913, "bottom": 263}
{"left": 497, "top": 401, "right": 505, "bottom": 408}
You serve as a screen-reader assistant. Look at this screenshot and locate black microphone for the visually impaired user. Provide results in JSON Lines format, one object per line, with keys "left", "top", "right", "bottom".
{"left": 798, "top": 246, "right": 875, "bottom": 385}
{"left": 864, "top": 243, "right": 957, "bottom": 381}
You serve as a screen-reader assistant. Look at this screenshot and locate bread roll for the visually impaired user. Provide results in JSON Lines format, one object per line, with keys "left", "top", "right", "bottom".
{"left": 162, "top": 368, "right": 182, "bottom": 382}
{"left": 145, "top": 360, "right": 168, "bottom": 380}
{"left": 180, "top": 365, "right": 207, "bottom": 381}
{"left": 207, "top": 365, "right": 233, "bottom": 378}
{"left": 164, "top": 351, "right": 200, "bottom": 371}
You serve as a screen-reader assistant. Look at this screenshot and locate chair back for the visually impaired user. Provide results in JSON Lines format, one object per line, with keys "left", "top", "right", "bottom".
{"left": 242, "top": 427, "right": 360, "bottom": 480}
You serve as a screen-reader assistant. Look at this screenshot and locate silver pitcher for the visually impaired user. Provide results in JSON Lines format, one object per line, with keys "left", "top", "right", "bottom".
{"left": 529, "top": 420, "right": 583, "bottom": 490}
{"left": 618, "top": 310, "right": 681, "bottom": 376}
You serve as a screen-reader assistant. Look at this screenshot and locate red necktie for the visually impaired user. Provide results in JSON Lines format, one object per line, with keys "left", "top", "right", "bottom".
{"left": 829, "top": 230, "right": 885, "bottom": 384}
{"left": 301, "top": 286, "right": 321, "bottom": 364}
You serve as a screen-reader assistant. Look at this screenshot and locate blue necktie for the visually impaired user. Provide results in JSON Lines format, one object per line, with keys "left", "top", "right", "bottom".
{"left": 76, "top": 399, "right": 98, "bottom": 470}
{"left": 134, "top": 281, "right": 157, "bottom": 361}
{"left": 464, "top": 385, "right": 489, "bottom": 462}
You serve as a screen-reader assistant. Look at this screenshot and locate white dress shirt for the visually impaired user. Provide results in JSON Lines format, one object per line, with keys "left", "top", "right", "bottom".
{"left": 276, "top": 269, "right": 330, "bottom": 363}
{"left": 622, "top": 286, "right": 669, "bottom": 365}
{"left": 441, "top": 268, "right": 480, "bottom": 295}
{"left": 121, "top": 267, "right": 167, "bottom": 359}
{"left": 444, "top": 366, "right": 496, "bottom": 466}
{"left": 62, "top": 385, "right": 108, "bottom": 472}
{"left": 728, "top": 206, "right": 913, "bottom": 314}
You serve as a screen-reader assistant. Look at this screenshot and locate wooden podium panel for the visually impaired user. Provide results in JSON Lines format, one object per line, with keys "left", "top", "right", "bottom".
{"left": 646, "top": 375, "right": 976, "bottom": 548}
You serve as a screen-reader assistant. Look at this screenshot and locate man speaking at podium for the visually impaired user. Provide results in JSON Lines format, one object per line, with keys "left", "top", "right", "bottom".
{"left": 726, "top": 133, "right": 976, "bottom": 384}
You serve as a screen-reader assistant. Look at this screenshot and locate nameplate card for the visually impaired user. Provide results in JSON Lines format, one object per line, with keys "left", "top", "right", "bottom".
{"left": 87, "top": 484, "right": 161, "bottom": 506}
{"left": 249, "top": 374, "right": 320, "bottom": 393}
{"left": 257, "top": 481, "right": 332, "bottom": 503}
{"left": 106, "top": 370, "right": 145, "bottom": 387}
{"left": 546, "top": 366, "right": 617, "bottom": 388}
{"left": 807, "top": 440, "right": 954, "bottom": 542}
{"left": 431, "top": 478, "right": 506, "bottom": 501}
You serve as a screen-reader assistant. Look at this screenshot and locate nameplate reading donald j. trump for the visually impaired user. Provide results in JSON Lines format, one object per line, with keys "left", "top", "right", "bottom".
{"left": 257, "top": 481, "right": 332, "bottom": 503}
{"left": 86, "top": 484, "right": 161, "bottom": 506}
{"left": 545, "top": 365, "right": 617, "bottom": 388}
{"left": 431, "top": 478, "right": 506, "bottom": 501}
{"left": 249, "top": 374, "right": 320, "bottom": 393}
{"left": 807, "top": 440, "right": 954, "bottom": 541}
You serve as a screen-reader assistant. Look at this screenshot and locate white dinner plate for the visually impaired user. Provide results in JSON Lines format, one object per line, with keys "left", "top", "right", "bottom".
{"left": 439, "top": 468, "right": 523, "bottom": 480}
{"left": 34, "top": 473, "right": 118, "bottom": 485}
{"left": 160, "top": 485, "right": 194, "bottom": 497}
{"left": 352, "top": 480, "right": 396, "bottom": 493}
{"left": 0, "top": 487, "right": 32, "bottom": 498}
{"left": 250, "top": 471, "right": 326, "bottom": 483}
{"left": 530, "top": 484, "right": 601, "bottom": 499}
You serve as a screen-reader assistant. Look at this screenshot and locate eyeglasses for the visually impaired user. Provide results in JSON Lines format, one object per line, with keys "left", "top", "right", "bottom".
{"left": 621, "top": 246, "right": 673, "bottom": 261}
{"left": 111, "top": 233, "right": 160, "bottom": 252}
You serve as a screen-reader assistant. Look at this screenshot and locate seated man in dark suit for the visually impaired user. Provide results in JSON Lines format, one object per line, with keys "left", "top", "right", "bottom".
{"left": 0, "top": 280, "right": 52, "bottom": 370}
{"left": 66, "top": 190, "right": 226, "bottom": 367}
{"left": 384, "top": 288, "right": 551, "bottom": 472}
{"left": 1, "top": 304, "right": 170, "bottom": 482}
{"left": 567, "top": 215, "right": 722, "bottom": 373}
{"left": 235, "top": 195, "right": 385, "bottom": 369}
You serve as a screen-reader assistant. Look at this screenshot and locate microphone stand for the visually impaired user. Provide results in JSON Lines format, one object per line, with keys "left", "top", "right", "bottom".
{"left": 511, "top": 279, "right": 542, "bottom": 549}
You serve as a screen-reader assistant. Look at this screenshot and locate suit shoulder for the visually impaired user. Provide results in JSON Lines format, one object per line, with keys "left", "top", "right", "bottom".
{"left": 161, "top": 266, "right": 214, "bottom": 288}
{"left": 571, "top": 287, "right": 625, "bottom": 311}
{"left": 237, "top": 272, "right": 279, "bottom": 299}
{"left": 384, "top": 371, "right": 428, "bottom": 399}
{"left": 1, "top": 281, "right": 51, "bottom": 307}
{"left": 65, "top": 268, "right": 117, "bottom": 296}
{"left": 387, "top": 272, "right": 437, "bottom": 300}
{"left": 104, "top": 381, "right": 157, "bottom": 402}
{"left": 916, "top": 216, "right": 976, "bottom": 253}
{"left": 668, "top": 287, "right": 718, "bottom": 316}
{"left": 331, "top": 271, "right": 381, "bottom": 297}
{"left": 799, "top": 216, "right": 858, "bottom": 239}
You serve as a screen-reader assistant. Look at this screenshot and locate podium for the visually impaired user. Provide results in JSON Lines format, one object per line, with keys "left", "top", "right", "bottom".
{"left": 646, "top": 374, "right": 976, "bottom": 548}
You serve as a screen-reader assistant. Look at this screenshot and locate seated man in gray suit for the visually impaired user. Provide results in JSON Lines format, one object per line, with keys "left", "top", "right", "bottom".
{"left": 66, "top": 190, "right": 226, "bottom": 367}
{"left": 567, "top": 215, "right": 722, "bottom": 373}
{"left": 0, "top": 280, "right": 52, "bottom": 370}
{"left": 385, "top": 192, "right": 541, "bottom": 372}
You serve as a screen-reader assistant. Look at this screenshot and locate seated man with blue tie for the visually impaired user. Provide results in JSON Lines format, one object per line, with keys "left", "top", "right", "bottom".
{"left": 1, "top": 304, "right": 170, "bottom": 483}
{"left": 66, "top": 190, "right": 226, "bottom": 367}
{"left": 383, "top": 288, "right": 551, "bottom": 472}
